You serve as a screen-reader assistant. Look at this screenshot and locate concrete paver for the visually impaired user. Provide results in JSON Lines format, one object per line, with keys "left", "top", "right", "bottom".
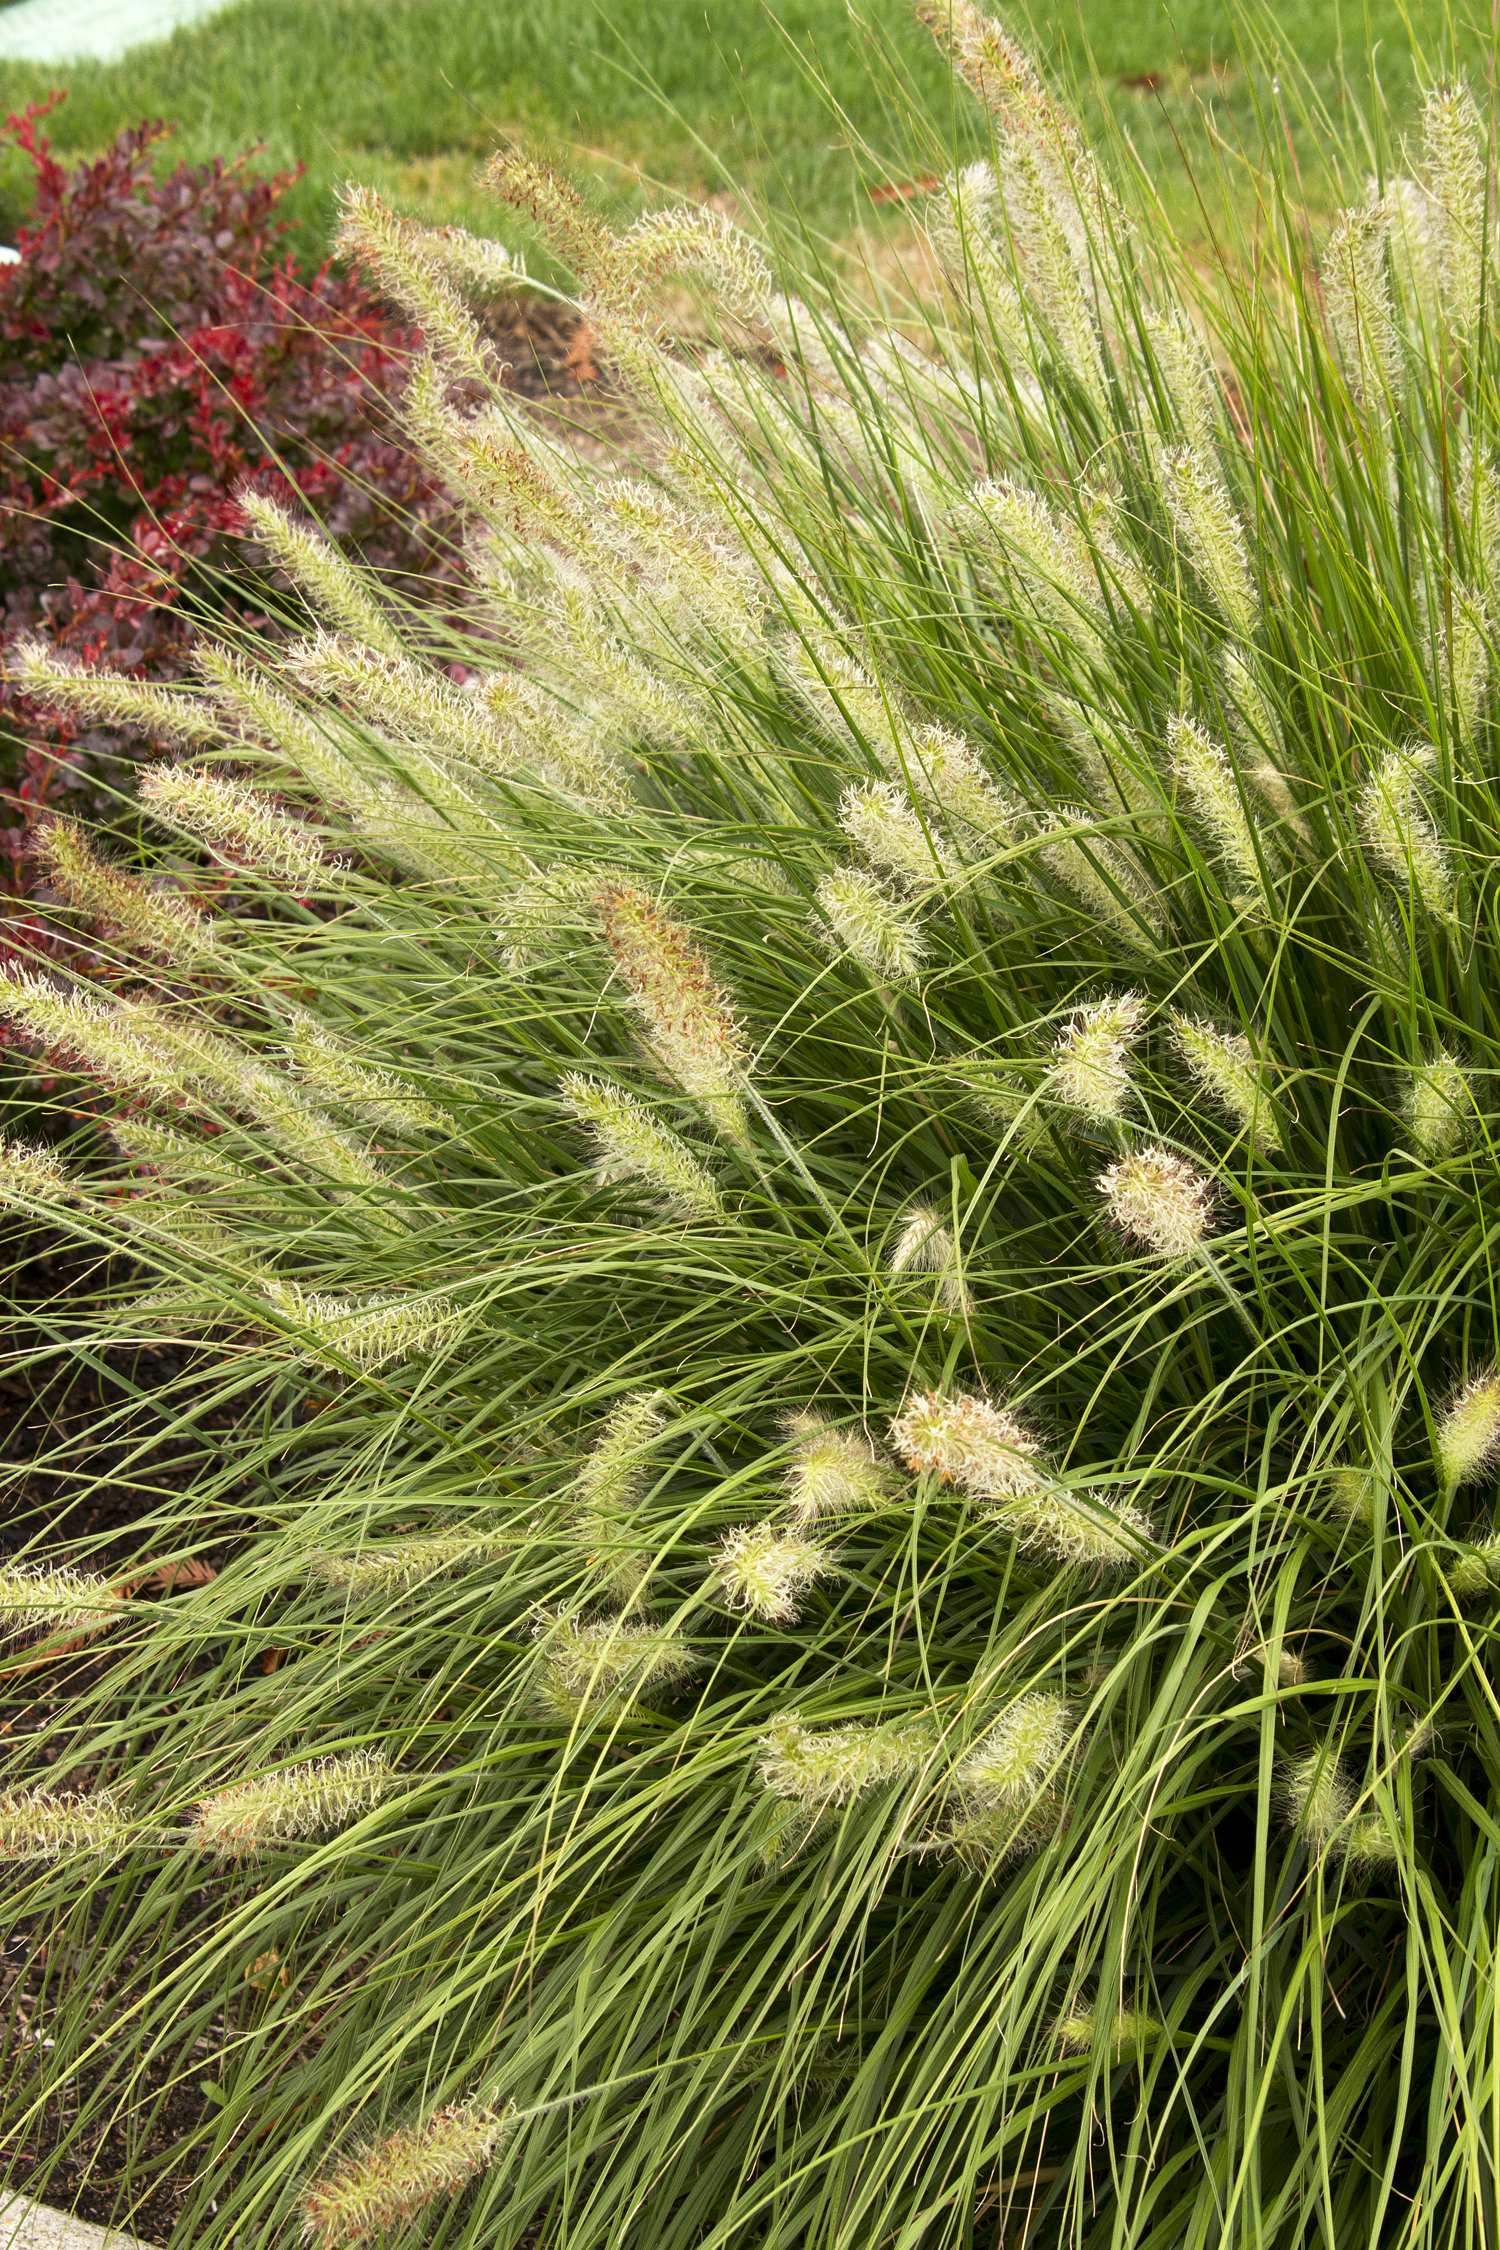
{"left": 0, "top": 0, "right": 234, "bottom": 64}
{"left": 0, "top": 2196, "right": 147, "bottom": 2250}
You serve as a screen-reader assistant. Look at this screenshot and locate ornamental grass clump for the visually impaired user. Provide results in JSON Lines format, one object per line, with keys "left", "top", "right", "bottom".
{"left": 9, "top": 11, "right": 1500, "bottom": 2244}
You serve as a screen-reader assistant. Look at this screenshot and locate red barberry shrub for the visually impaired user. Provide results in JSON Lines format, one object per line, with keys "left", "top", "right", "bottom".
{"left": 0, "top": 97, "right": 461, "bottom": 960}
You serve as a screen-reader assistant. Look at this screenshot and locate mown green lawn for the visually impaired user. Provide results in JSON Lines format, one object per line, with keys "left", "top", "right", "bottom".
{"left": 0, "top": 0, "right": 1486, "bottom": 265}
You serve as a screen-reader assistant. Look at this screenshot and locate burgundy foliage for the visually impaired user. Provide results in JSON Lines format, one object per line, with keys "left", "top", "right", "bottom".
{"left": 0, "top": 97, "right": 458, "bottom": 958}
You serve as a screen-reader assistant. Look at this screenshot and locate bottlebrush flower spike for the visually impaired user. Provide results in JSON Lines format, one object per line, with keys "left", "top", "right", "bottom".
{"left": 257, "top": 1283, "right": 461, "bottom": 1371}
{"left": 561, "top": 1074, "right": 723, "bottom": 1219}
{"left": 757, "top": 1710, "right": 936, "bottom": 1808}
{"left": 1169, "top": 1012, "right": 1283, "bottom": 1151}
{"left": 1358, "top": 744, "right": 1455, "bottom": 922}
{"left": 1055, "top": 2005, "right": 1162, "bottom": 2060}
{"left": 783, "top": 1416, "right": 894, "bottom": 1520}
{"left": 1099, "top": 1144, "right": 1215, "bottom": 1261}
{"left": 593, "top": 883, "right": 753, "bottom": 1142}
{"left": 0, "top": 1562, "right": 122, "bottom": 1640}
{"left": 1423, "top": 82, "right": 1488, "bottom": 335}
{"left": 39, "top": 819, "right": 216, "bottom": 965}
{"left": 138, "top": 765, "right": 343, "bottom": 894}
{"left": 1436, "top": 1370, "right": 1500, "bottom": 1489}
{"left": 988, "top": 1486, "right": 1152, "bottom": 1571}
{"left": 1158, "top": 448, "right": 1260, "bottom": 638}
{"left": 840, "top": 780, "right": 959, "bottom": 888}
{"left": 1048, "top": 994, "right": 1142, "bottom": 1123}
{"left": 816, "top": 866, "right": 927, "bottom": 983}
{"left": 0, "top": 1789, "right": 132, "bottom": 1862}
{"left": 956, "top": 1691, "right": 1071, "bottom": 1806}
{"left": 310, "top": 1530, "right": 515, "bottom": 1602}
{"left": 1167, "top": 715, "right": 1271, "bottom": 898}
{"left": 716, "top": 1524, "right": 835, "bottom": 1622}
{"left": 1322, "top": 202, "right": 1399, "bottom": 408}
{"left": 889, "top": 1388, "right": 1047, "bottom": 1500}
{"left": 191, "top": 1750, "right": 395, "bottom": 1858}
{"left": 530, "top": 1608, "right": 692, "bottom": 1715}
{"left": 1404, "top": 1048, "right": 1472, "bottom": 1160}
{"left": 300, "top": 2097, "right": 519, "bottom": 2248}
{"left": 1281, "top": 1748, "right": 1354, "bottom": 1855}
{"left": 238, "top": 488, "right": 404, "bottom": 657}
{"left": 12, "top": 638, "right": 223, "bottom": 749}
{"left": 887, "top": 1202, "right": 971, "bottom": 1315}
{"left": 0, "top": 1139, "right": 73, "bottom": 1206}
{"left": 1449, "top": 1531, "right": 1500, "bottom": 1595}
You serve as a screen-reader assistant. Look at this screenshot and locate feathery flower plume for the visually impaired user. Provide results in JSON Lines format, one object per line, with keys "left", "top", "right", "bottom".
{"left": 39, "top": 819, "right": 215, "bottom": 964}
{"left": 1280, "top": 1748, "right": 1355, "bottom": 1856}
{"left": 1048, "top": 994, "right": 1142, "bottom": 1123}
{"left": 310, "top": 1530, "right": 514, "bottom": 1602}
{"left": 957, "top": 1691, "right": 1071, "bottom": 1806}
{"left": 234, "top": 1074, "right": 406, "bottom": 1223}
{"left": 288, "top": 633, "right": 516, "bottom": 773}
{"left": 1143, "top": 307, "right": 1218, "bottom": 458}
{"left": 108, "top": 1117, "right": 261, "bottom": 1197}
{"left": 1404, "top": 1048, "right": 1472, "bottom": 1160}
{"left": 716, "top": 1525, "right": 835, "bottom": 1623}
{"left": 485, "top": 148, "right": 616, "bottom": 276}
{"left": 138, "top": 765, "right": 343, "bottom": 894}
{"left": 1423, "top": 83, "right": 1488, "bottom": 335}
{"left": 965, "top": 479, "right": 1106, "bottom": 662}
{"left": 606, "top": 203, "right": 773, "bottom": 324}
{"left": 285, "top": 1015, "right": 443, "bottom": 1137}
{"left": 1449, "top": 1530, "right": 1500, "bottom": 1595}
{"left": 191, "top": 1749, "right": 394, "bottom": 1858}
{"left": 1169, "top": 1012, "right": 1284, "bottom": 1151}
{"left": 531, "top": 1608, "right": 693, "bottom": 1714}
{"left": 783, "top": 1416, "right": 893, "bottom": 1520}
{"left": 757, "top": 1710, "right": 936, "bottom": 1809}
{"left": 889, "top": 1388, "right": 1047, "bottom": 1500}
{"left": 815, "top": 865, "right": 926, "bottom": 983}
{"left": 887, "top": 1202, "right": 971, "bottom": 1315}
{"left": 1435, "top": 1370, "right": 1500, "bottom": 1489}
{"left": 1384, "top": 174, "right": 1442, "bottom": 325}
{"left": 1158, "top": 448, "right": 1260, "bottom": 639}
{"left": 995, "top": 141, "right": 1109, "bottom": 402}
{"left": 1038, "top": 818, "right": 1165, "bottom": 947}
{"left": 191, "top": 643, "right": 364, "bottom": 806}
{"left": 1322, "top": 202, "right": 1399, "bottom": 409}
{"left": 0, "top": 1138, "right": 73, "bottom": 1206}
{"left": 597, "top": 480, "right": 762, "bottom": 655}
{"left": 1343, "top": 1814, "right": 1399, "bottom": 1867}
{"left": 479, "top": 671, "right": 629, "bottom": 806}
{"left": 0, "top": 972, "right": 245, "bottom": 1103}
{"left": 594, "top": 884, "right": 752, "bottom": 1142}
{"left": 1441, "top": 583, "right": 1490, "bottom": 745}
{"left": 335, "top": 183, "right": 495, "bottom": 384}
{"left": 1329, "top": 1466, "right": 1377, "bottom": 1529}
{"left": 560, "top": 1073, "right": 723, "bottom": 1219}
{"left": 239, "top": 489, "right": 403, "bottom": 657}
{"left": 907, "top": 724, "right": 1023, "bottom": 842}
{"left": 1358, "top": 744, "right": 1455, "bottom": 922}
{"left": 1167, "top": 715, "right": 1272, "bottom": 899}
{"left": 0, "top": 1789, "right": 131, "bottom": 1862}
{"left": 402, "top": 221, "right": 525, "bottom": 302}
{"left": 1099, "top": 1143, "right": 1215, "bottom": 1261}
{"left": 258, "top": 1282, "right": 460, "bottom": 1370}
{"left": 1055, "top": 2006, "right": 1162, "bottom": 2061}
{"left": 299, "top": 2098, "right": 519, "bottom": 2249}
{"left": 931, "top": 167, "right": 1039, "bottom": 379}
{"left": 988, "top": 1485, "right": 1153, "bottom": 1570}
{"left": 573, "top": 1391, "right": 670, "bottom": 1607}
{"left": 12, "top": 638, "right": 223, "bottom": 749}
{"left": 0, "top": 1561, "right": 122, "bottom": 1640}
{"left": 840, "top": 781, "right": 959, "bottom": 888}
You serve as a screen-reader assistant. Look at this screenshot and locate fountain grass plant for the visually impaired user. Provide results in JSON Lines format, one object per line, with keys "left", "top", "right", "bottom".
{"left": 5, "top": 7, "right": 1500, "bottom": 2244}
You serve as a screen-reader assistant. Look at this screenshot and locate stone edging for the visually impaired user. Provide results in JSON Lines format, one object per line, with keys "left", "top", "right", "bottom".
{"left": 0, "top": 2195, "right": 147, "bottom": 2250}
